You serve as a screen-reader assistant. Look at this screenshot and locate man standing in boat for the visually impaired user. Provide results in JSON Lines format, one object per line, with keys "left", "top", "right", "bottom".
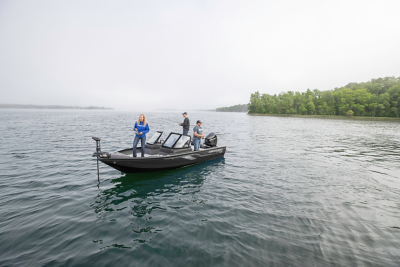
{"left": 179, "top": 112, "right": 190, "bottom": 135}
{"left": 193, "top": 120, "right": 204, "bottom": 151}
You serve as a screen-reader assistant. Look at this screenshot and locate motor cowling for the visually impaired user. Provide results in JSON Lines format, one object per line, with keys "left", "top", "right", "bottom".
{"left": 204, "top": 132, "right": 217, "bottom": 147}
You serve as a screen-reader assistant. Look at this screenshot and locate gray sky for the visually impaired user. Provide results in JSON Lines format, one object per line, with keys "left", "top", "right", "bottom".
{"left": 1, "top": 0, "right": 399, "bottom": 111}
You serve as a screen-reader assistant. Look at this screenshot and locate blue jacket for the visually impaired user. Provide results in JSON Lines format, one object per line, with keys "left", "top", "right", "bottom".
{"left": 134, "top": 121, "right": 149, "bottom": 137}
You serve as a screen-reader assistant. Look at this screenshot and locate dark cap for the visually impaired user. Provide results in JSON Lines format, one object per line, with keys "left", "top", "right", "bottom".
{"left": 182, "top": 112, "right": 187, "bottom": 115}
{"left": 196, "top": 120, "right": 202, "bottom": 124}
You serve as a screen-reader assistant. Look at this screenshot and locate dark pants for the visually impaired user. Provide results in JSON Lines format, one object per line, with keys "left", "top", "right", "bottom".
{"left": 183, "top": 130, "right": 189, "bottom": 135}
{"left": 133, "top": 136, "right": 146, "bottom": 157}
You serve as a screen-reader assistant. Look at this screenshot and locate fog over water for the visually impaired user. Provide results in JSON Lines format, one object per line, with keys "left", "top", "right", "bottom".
{"left": 0, "top": 0, "right": 400, "bottom": 111}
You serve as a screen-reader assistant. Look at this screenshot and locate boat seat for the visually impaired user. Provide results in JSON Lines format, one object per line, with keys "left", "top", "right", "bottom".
{"left": 145, "top": 143, "right": 161, "bottom": 155}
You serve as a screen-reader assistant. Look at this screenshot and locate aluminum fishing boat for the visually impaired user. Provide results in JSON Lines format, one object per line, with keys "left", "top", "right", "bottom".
{"left": 92, "top": 131, "right": 226, "bottom": 173}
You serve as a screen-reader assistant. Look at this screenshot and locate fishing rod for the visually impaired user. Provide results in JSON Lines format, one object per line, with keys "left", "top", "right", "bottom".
{"left": 164, "top": 118, "right": 224, "bottom": 134}
{"left": 165, "top": 118, "right": 181, "bottom": 124}
{"left": 165, "top": 118, "right": 196, "bottom": 127}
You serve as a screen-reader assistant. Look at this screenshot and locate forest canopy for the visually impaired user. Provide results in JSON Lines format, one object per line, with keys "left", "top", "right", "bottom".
{"left": 248, "top": 76, "right": 400, "bottom": 118}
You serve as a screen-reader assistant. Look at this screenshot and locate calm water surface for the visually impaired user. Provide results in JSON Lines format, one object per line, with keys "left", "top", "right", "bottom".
{"left": 1, "top": 110, "right": 399, "bottom": 266}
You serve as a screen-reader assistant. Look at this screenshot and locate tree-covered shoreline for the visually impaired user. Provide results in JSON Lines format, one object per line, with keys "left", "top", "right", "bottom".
{"left": 248, "top": 76, "right": 400, "bottom": 118}
{"left": 216, "top": 104, "right": 248, "bottom": 112}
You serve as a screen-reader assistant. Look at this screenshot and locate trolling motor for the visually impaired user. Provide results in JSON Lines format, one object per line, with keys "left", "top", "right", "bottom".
{"left": 92, "top": 137, "right": 101, "bottom": 183}
{"left": 92, "top": 137, "right": 110, "bottom": 183}
{"left": 92, "top": 137, "right": 102, "bottom": 157}
{"left": 92, "top": 137, "right": 110, "bottom": 158}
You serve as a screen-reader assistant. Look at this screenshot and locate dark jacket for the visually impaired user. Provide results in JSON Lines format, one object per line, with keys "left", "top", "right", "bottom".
{"left": 181, "top": 117, "right": 190, "bottom": 131}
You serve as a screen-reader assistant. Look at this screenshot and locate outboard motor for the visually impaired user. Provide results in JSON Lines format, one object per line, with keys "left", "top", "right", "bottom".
{"left": 204, "top": 132, "right": 218, "bottom": 147}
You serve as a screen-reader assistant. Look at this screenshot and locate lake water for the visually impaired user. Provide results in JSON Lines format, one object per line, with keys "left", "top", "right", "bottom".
{"left": 1, "top": 110, "right": 400, "bottom": 266}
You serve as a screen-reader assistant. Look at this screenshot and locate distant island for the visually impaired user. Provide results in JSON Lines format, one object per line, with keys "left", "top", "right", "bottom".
{"left": 248, "top": 76, "right": 400, "bottom": 118}
{"left": 216, "top": 104, "right": 248, "bottom": 112}
{"left": 0, "top": 104, "right": 113, "bottom": 110}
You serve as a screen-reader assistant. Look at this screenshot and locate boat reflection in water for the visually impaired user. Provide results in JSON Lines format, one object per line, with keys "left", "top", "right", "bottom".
{"left": 90, "top": 158, "right": 225, "bottom": 250}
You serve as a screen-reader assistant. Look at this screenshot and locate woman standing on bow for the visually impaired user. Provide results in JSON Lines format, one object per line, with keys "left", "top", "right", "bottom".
{"left": 133, "top": 114, "right": 149, "bottom": 157}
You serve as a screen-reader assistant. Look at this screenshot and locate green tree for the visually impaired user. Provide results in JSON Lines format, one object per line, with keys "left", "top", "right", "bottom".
{"left": 337, "top": 88, "right": 355, "bottom": 115}
{"left": 248, "top": 91, "right": 263, "bottom": 113}
{"left": 352, "top": 89, "right": 371, "bottom": 116}
{"left": 376, "top": 93, "right": 390, "bottom": 117}
{"left": 318, "top": 102, "right": 329, "bottom": 115}
{"left": 299, "top": 103, "right": 307, "bottom": 115}
{"left": 305, "top": 95, "right": 316, "bottom": 114}
{"left": 387, "top": 84, "right": 400, "bottom": 118}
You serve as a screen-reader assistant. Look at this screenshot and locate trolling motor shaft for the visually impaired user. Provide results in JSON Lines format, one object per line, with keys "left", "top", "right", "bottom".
{"left": 92, "top": 137, "right": 102, "bottom": 183}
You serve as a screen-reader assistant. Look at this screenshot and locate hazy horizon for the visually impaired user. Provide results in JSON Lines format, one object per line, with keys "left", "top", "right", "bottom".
{"left": 1, "top": 0, "right": 399, "bottom": 111}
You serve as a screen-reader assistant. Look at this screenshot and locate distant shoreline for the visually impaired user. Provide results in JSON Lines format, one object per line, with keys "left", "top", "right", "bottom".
{"left": 0, "top": 104, "right": 113, "bottom": 110}
{"left": 248, "top": 113, "right": 400, "bottom": 122}
{"left": 216, "top": 104, "right": 247, "bottom": 112}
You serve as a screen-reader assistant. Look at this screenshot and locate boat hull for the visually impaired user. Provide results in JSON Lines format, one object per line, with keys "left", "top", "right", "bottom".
{"left": 99, "top": 146, "right": 227, "bottom": 173}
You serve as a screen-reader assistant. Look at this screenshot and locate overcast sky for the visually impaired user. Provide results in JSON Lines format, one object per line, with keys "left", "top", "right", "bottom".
{"left": 1, "top": 0, "right": 399, "bottom": 111}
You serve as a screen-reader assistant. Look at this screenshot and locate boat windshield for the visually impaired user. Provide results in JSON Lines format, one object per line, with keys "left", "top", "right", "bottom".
{"left": 174, "top": 135, "right": 191, "bottom": 148}
{"left": 163, "top": 133, "right": 191, "bottom": 148}
{"left": 163, "top": 133, "right": 180, "bottom": 148}
{"left": 147, "top": 131, "right": 162, "bottom": 145}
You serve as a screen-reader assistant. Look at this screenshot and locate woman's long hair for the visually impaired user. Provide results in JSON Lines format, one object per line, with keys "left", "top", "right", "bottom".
{"left": 137, "top": 114, "right": 148, "bottom": 126}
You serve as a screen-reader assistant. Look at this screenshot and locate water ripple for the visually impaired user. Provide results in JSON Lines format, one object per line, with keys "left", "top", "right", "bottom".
{"left": 0, "top": 110, "right": 400, "bottom": 266}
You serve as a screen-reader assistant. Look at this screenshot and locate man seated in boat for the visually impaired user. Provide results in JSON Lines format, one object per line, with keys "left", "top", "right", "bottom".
{"left": 193, "top": 120, "right": 204, "bottom": 151}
